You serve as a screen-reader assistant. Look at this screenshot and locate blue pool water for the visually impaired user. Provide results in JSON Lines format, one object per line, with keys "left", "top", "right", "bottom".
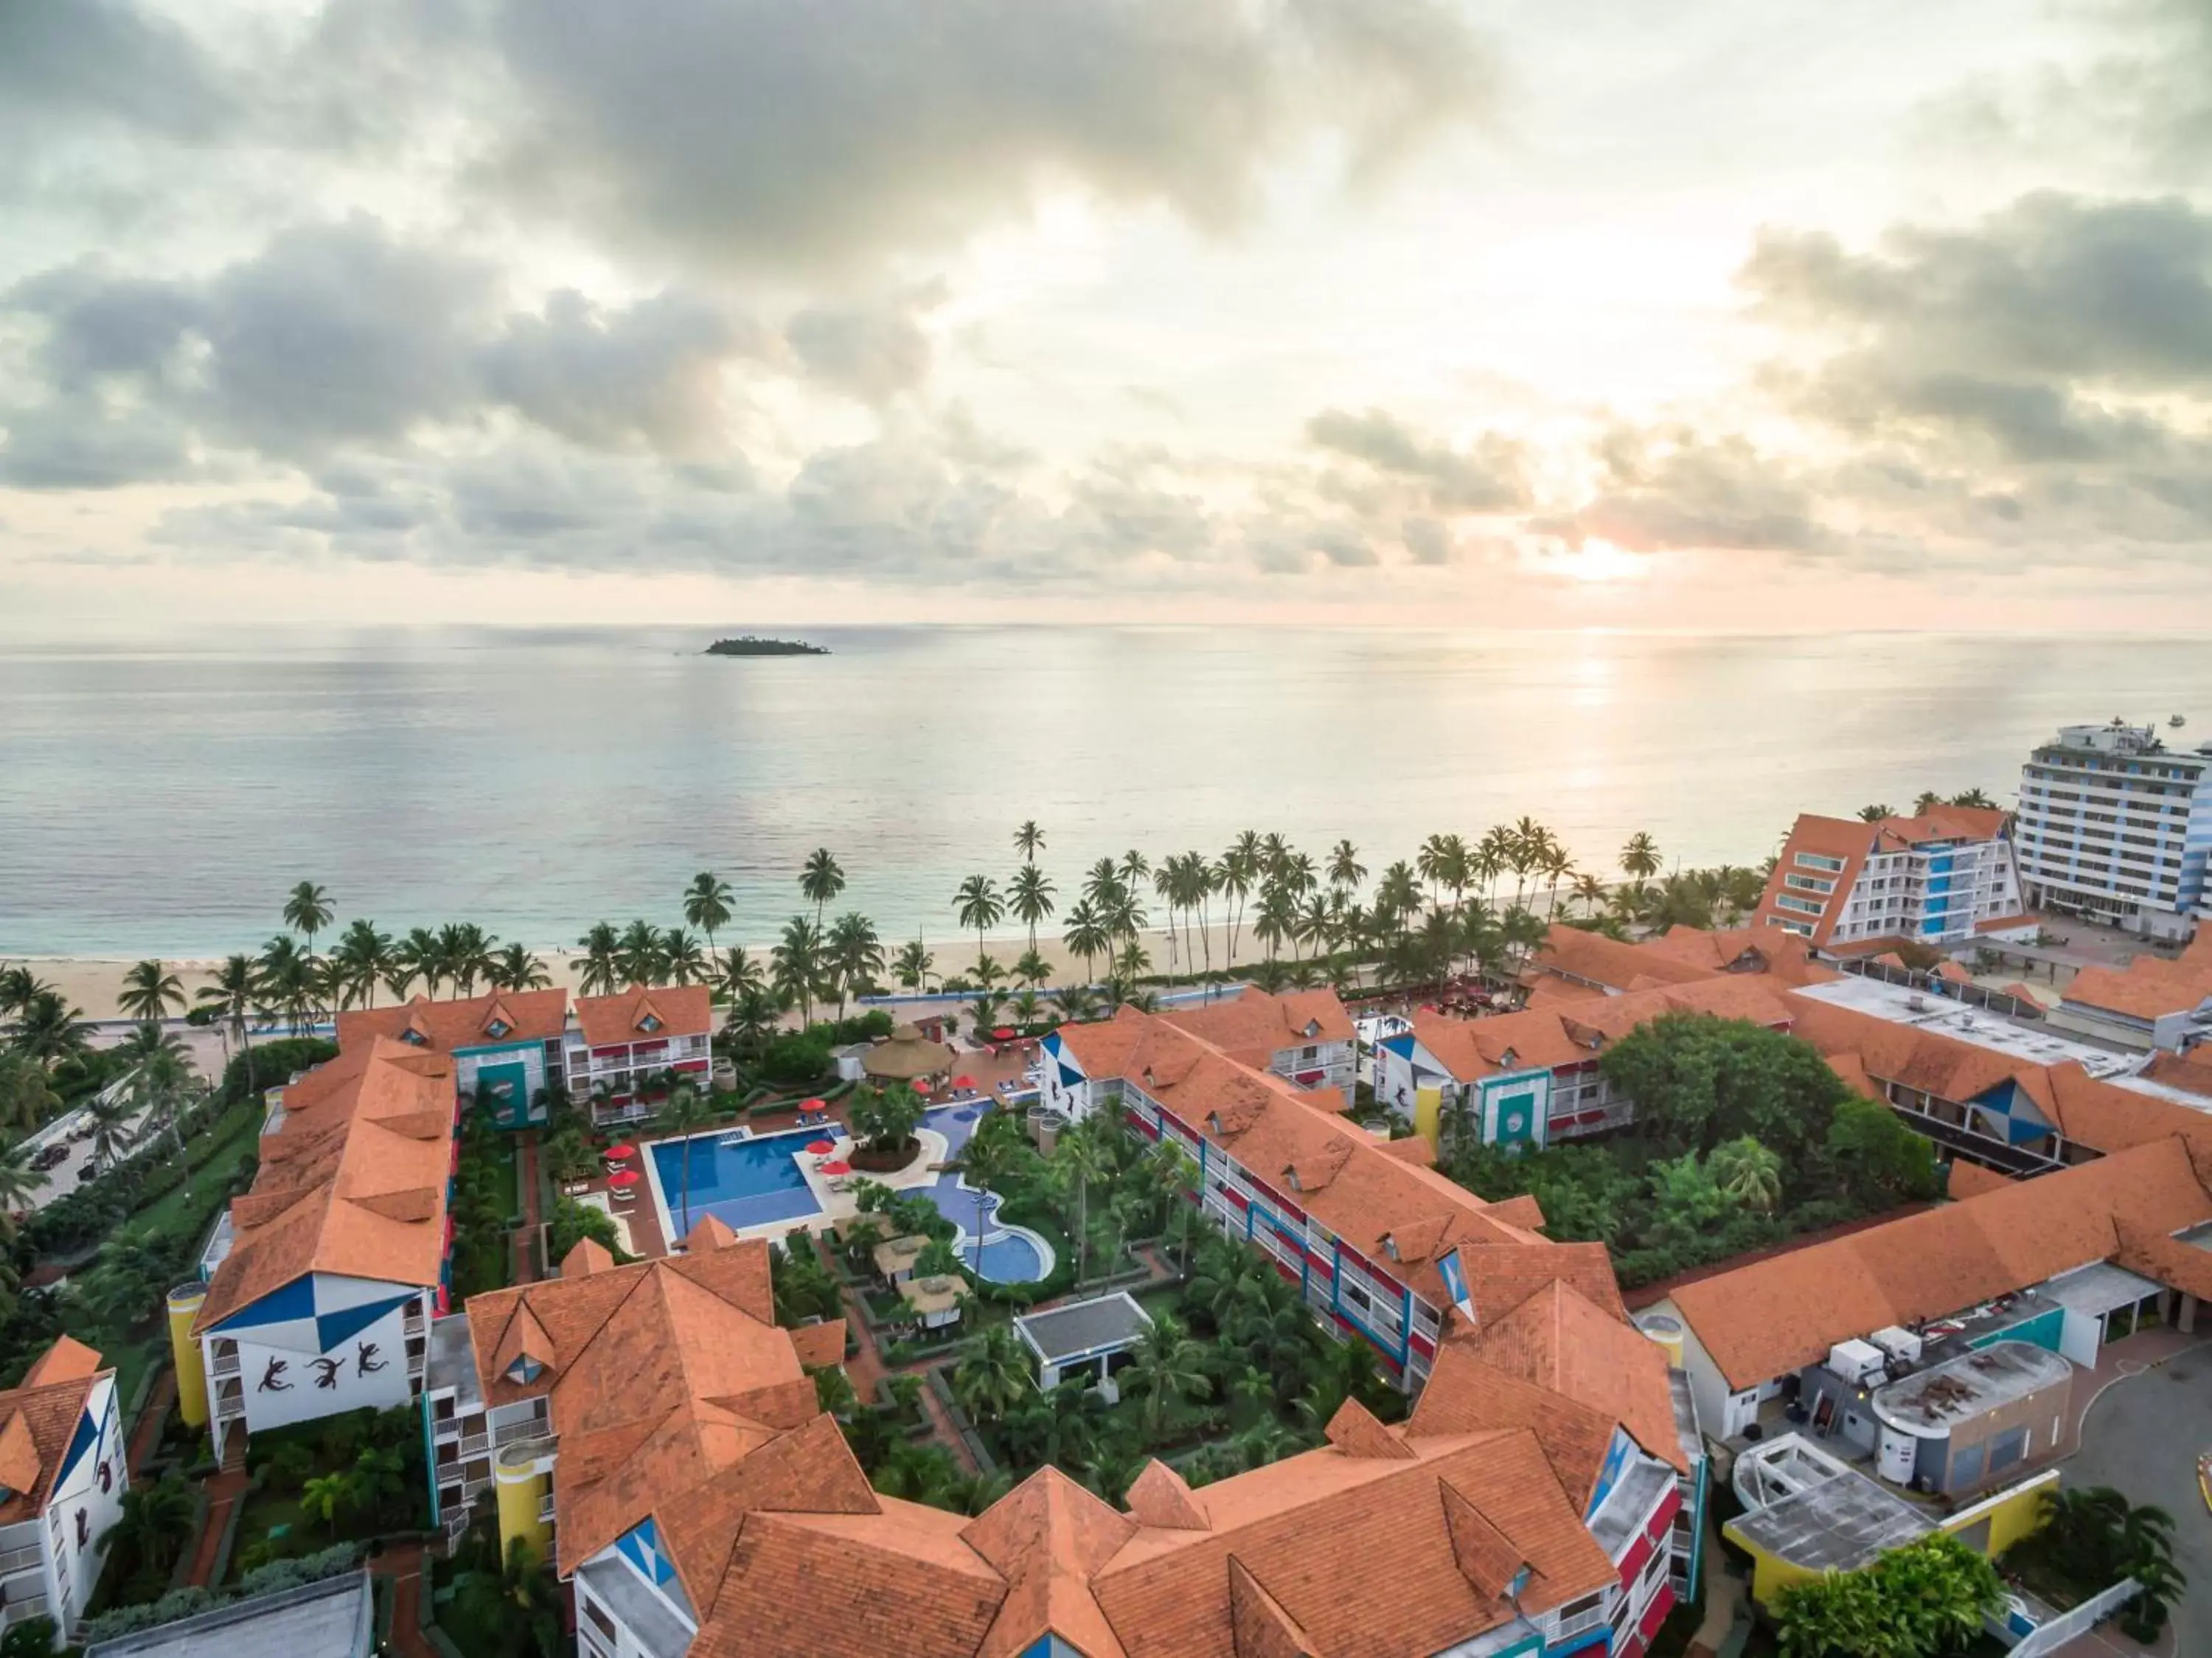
{"left": 647, "top": 1128, "right": 818, "bottom": 1231}
{"left": 645, "top": 1104, "right": 1054, "bottom": 1283}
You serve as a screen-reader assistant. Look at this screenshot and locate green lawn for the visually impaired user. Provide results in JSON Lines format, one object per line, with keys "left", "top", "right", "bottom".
{"left": 226, "top": 1491, "right": 310, "bottom": 1582}
{"left": 132, "top": 1102, "right": 264, "bottom": 1245}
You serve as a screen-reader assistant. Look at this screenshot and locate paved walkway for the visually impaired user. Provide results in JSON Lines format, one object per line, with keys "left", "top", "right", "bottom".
{"left": 125, "top": 1370, "right": 176, "bottom": 1477}
{"left": 369, "top": 1539, "right": 439, "bottom": 1658}
{"left": 184, "top": 1469, "right": 250, "bottom": 1589}
{"left": 510, "top": 1131, "right": 543, "bottom": 1285}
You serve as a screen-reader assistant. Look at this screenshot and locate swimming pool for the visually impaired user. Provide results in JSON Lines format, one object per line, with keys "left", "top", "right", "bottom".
{"left": 644, "top": 1106, "right": 1056, "bottom": 1283}
{"left": 646, "top": 1128, "right": 821, "bottom": 1232}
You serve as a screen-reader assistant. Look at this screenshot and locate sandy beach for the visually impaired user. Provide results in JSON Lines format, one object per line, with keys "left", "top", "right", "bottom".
{"left": 5, "top": 917, "right": 1310, "bottom": 1021}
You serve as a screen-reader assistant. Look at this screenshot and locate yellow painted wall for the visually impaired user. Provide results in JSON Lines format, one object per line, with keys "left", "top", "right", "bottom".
{"left": 495, "top": 1457, "right": 552, "bottom": 1561}
{"left": 1415, "top": 1086, "right": 1442, "bottom": 1153}
{"left": 167, "top": 1285, "right": 208, "bottom": 1429}
{"left": 1724, "top": 1519, "right": 1826, "bottom": 1606}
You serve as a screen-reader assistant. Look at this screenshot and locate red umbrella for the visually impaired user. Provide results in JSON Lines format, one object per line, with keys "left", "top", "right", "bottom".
{"left": 992, "top": 1026, "right": 1015, "bottom": 1040}
{"left": 802, "top": 1097, "right": 826, "bottom": 1111}
{"left": 605, "top": 1142, "right": 636, "bottom": 1159}
{"left": 818, "top": 1160, "right": 852, "bottom": 1176}
{"left": 804, "top": 1140, "right": 836, "bottom": 1155}
{"left": 953, "top": 1075, "right": 975, "bottom": 1089}
{"left": 607, "top": 1169, "right": 641, "bottom": 1190}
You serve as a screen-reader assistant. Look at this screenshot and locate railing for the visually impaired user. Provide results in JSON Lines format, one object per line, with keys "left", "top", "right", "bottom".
{"left": 403, "top": 1305, "right": 425, "bottom": 1333}
{"left": 494, "top": 1415, "right": 549, "bottom": 1448}
{"left": 459, "top": 1432, "right": 489, "bottom": 1458}
{"left": 1551, "top": 1600, "right": 1609, "bottom": 1640}
{"left": 216, "top": 1395, "right": 245, "bottom": 1421}
{"left": 577, "top": 1624, "right": 618, "bottom": 1658}
{"left": 212, "top": 1351, "right": 241, "bottom": 1377}
{"left": 434, "top": 1415, "right": 463, "bottom": 1443}
{"left": 0, "top": 1545, "right": 41, "bottom": 1576}
{"left": 0, "top": 1595, "right": 50, "bottom": 1631}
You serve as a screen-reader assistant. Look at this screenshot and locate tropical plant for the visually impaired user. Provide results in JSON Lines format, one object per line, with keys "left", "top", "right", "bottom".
{"left": 847, "top": 1083, "right": 923, "bottom": 1159}
{"left": 614, "top": 919, "right": 665, "bottom": 988}
{"left": 573, "top": 922, "right": 621, "bottom": 996}
{"left": 1858, "top": 802, "right": 1896, "bottom": 822}
{"left": 1061, "top": 900, "right": 1109, "bottom": 986}
{"left": 826, "top": 912, "right": 885, "bottom": 1019}
{"left": 950, "top": 1324, "right": 1031, "bottom": 1425}
{"left": 714, "top": 944, "right": 767, "bottom": 1006}
{"left": 683, "top": 871, "right": 735, "bottom": 946}
{"left": 1708, "top": 1135, "right": 1784, "bottom": 1213}
{"left": 0, "top": 1052, "right": 60, "bottom": 1135}
{"left": 1775, "top": 1531, "right": 2000, "bottom": 1658}
{"left": 9, "top": 989, "right": 88, "bottom": 1068}
{"left": 954, "top": 875, "right": 1005, "bottom": 974}
{"left": 801, "top": 847, "right": 846, "bottom": 927}
{"left": 661, "top": 927, "right": 709, "bottom": 988}
{"left": 1014, "top": 820, "right": 1046, "bottom": 864}
{"left": 772, "top": 916, "right": 827, "bottom": 1024}
{"left": 282, "top": 881, "right": 334, "bottom": 953}
{"left": 116, "top": 960, "right": 185, "bottom": 1024}
{"left": 487, "top": 943, "right": 552, "bottom": 991}
{"left": 1009, "top": 864, "right": 1057, "bottom": 954}
{"left": 654, "top": 1083, "right": 712, "bottom": 1238}
{"left": 1119, "top": 1311, "right": 1212, "bottom": 1440}
{"left": 1618, "top": 831, "right": 1662, "bottom": 881}
{"left": 892, "top": 937, "right": 935, "bottom": 993}
{"left": 0, "top": 1139, "right": 51, "bottom": 1227}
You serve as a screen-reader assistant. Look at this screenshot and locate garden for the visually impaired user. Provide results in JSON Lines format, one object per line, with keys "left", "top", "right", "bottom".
{"left": 1444, "top": 1013, "right": 1941, "bottom": 1289}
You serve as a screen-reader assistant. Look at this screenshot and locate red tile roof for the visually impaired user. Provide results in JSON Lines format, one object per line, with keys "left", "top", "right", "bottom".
{"left": 1161, "top": 988, "right": 1354, "bottom": 1069}
{"left": 0, "top": 1339, "right": 108, "bottom": 1522}
{"left": 2062, "top": 957, "right": 2212, "bottom": 1023}
{"left": 1409, "top": 976, "right": 1792, "bottom": 1087}
{"left": 1669, "top": 1137, "right": 2212, "bottom": 1387}
{"left": 573, "top": 985, "right": 713, "bottom": 1046}
{"left": 338, "top": 988, "right": 567, "bottom": 1053}
{"left": 195, "top": 1038, "right": 456, "bottom": 1331}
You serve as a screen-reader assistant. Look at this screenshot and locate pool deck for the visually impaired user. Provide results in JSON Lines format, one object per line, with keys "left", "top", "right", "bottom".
{"left": 641, "top": 1101, "right": 1013, "bottom": 1253}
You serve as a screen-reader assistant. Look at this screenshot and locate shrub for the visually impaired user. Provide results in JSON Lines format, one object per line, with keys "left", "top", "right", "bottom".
{"left": 217, "top": 1037, "right": 339, "bottom": 1106}
{"left": 548, "top": 1195, "right": 623, "bottom": 1266}
{"left": 759, "top": 1031, "right": 835, "bottom": 1086}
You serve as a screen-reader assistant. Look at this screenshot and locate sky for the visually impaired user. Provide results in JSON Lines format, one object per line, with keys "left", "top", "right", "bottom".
{"left": 2, "top": 0, "right": 2210, "bottom": 637}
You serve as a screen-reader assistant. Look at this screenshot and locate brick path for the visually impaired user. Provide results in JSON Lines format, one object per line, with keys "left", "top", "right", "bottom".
{"left": 125, "top": 1370, "right": 176, "bottom": 1477}
{"left": 369, "top": 1539, "right": 440, "bottom": 1658}
{"left": 510, "top": 1131, "right": 543, "bottom": 1284}
{"left": 184, "top": 1468, "right": 250, "bottom": 1588}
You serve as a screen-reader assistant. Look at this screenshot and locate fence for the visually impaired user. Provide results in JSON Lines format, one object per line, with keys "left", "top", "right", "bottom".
{"left": 1997, "top": 1578, "right": 2140, "bottom": 1656}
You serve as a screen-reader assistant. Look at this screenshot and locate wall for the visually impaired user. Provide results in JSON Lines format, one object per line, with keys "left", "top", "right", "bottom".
{"left": 208, "top": 1277, "right": 425, "bottom": 1447}
{"left": 43, "top": 1373, "right": 128, "bottom": 1633}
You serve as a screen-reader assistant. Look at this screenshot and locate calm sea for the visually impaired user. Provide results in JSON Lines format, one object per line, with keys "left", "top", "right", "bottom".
{"left": 1, "top": 627, "right": 2207, "bottom": 959}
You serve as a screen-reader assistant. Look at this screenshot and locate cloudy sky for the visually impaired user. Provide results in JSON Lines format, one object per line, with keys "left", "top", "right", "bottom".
{"left": 3, "top": 0, "right": 2210, "bottom": 636}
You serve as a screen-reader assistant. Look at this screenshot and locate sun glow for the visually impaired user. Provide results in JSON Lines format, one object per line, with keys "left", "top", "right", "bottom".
{"left": 1550, "top": 538, "right": 1648, "bottom": 584}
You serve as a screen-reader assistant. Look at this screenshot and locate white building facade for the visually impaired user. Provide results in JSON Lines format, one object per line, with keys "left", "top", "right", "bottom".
{"left": 0, "top": 1364, "right": 130, "bottom": 1648}
{"left": 2016, "top": 721, "right": 2212, "bottom": 941}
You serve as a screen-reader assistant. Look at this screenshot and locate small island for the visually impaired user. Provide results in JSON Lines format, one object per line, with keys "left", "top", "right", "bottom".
{"left": 704, "top": 635, "right": 830, "bottom": 656}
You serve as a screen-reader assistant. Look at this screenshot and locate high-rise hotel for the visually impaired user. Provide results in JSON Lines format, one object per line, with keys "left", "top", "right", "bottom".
{"left": 2015, "top": 721, "right": 2212, "bottom": 943}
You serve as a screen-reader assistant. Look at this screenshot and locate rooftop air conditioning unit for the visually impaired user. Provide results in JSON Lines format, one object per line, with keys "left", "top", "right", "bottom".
{"left": 1869, "top": 1326, "right": 1923, "bottom": 1364}
{"left": 1907, "top": 995, "right": 1927, "bottom": 1012}
{"left": 1828, "top": 1339, "right": 1886, "bottom": 1387}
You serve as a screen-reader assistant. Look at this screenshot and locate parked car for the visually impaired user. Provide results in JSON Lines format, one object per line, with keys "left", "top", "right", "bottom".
{"left": 31, "top": 1144, "right": 69, "bottom": 1170}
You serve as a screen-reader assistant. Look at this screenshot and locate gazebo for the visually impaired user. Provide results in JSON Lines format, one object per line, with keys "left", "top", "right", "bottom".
{"left": 862, "top": 1023, "right": 956, "bottom": 1086}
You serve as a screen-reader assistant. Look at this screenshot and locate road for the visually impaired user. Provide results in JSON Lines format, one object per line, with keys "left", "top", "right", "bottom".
{"left": 2065, "top": 1345, "right": 2212, "bottom": 1654}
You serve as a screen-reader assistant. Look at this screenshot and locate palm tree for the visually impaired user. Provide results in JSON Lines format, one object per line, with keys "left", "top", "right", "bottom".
{"left": 443, "top": 923, "right": 497, "bottom": 996}
{"left": 1012, "top": 950, "right": 1051, "bottom": 993}
{"left": 654, "top": 1083, "right": 712, "bottom": 1238}
{"left": 1057, "top": 1120, "right": 1115, "bottom": 1286}
{"left": 801, "top": 848, "right": 846, "bottom": 928}
{"left": 1219, "top": 833, "right": 1260, "bottom": 968}
{"left": 197, "top": 954, "right": 262, "bottom": 1088}
{"left": 1857, "top": 802, "right": 1896, "bottom": 822}
{"left": 257, "top": 936, "right": 317, "bottom": 1032}
{"left": 1619, "top": 831, "right": 1661, "bottom": 881}
{"left": 488, "top": 943, "right": 552, "bottom": 991}
{"left": 573, "top": 923, "right": 621, "bottom": 996}
{"left": 1950, "top": 786, "right": 1997, "bottom": 809}
{"left": 330, "top": 918, "right": 394, "bottom": 1009}
{"left": 714, "top": 945, "right": 766, "bottom": 1006}
{"left": 683, "top": 872, "right": 735, "bottom": 948}
{"left": 661, "top": 928, "right": 709, "bottom": 988}
{"left": 0, "top": 966, "right": 47, "bottom": 1022}
{"left": 0, "top": 1139, "right": 52, "bottom": 1224}
{"left": 1709, "top": 1137, "right": 1784, "bottom": 1213}
{"left": 116, "top": 960, "right": 184, "bottom": 1024}
{"left": 891, "top": 937, "right": 934, "bottom": 993}
{"left": 282, "top": 881, "right": 334, "bottom": 954}
{"left": 723, "top": 986, "right": 782, "bottom": 1054}
{"left": 1061, "top": 901, "right": 1108, "bottom": 986}
{"left": 616, "top": 919, "right": 665, "bottom": 988}
{"left": 1327, "top": 839, "right": 1366, "bottom": 896}
{"left": 1568, "top": 872, "right": 1608, "bottom": 915}
{"left": 300, "top": 1471, "right": 356, "bottom": 1539}
{"left": 773, "top": 916, "right": 826, "bottom": 1024}
{"left": 953, "top": 875, "right": 1004, "bottom": 974}
{"left": 826, "top": 912, "right": 885, "bottom": 1019}
{"left": 110, "top": 1471, "right": 195, "bottom": 1575}
{"left": 950, "top": 1325, "right": 1030, "bottom": 1426}
{"left": 1009, "top": 864, "right": 1057, "bottom": 954}
{"left": 85, "top": 1089, "right": 137, "bottom": 1176}
{"left": 1120, "top": 1313, "right": 1212, "bottom": 1440}
{"left": 1013, "top": 820, "right": 1046, "bottom": 864}
{"left": 10, "top": 990, "right": 87, "bottom": 1069}
{"left": 0, "top": 1053, "right": 60, "bottom": 1137}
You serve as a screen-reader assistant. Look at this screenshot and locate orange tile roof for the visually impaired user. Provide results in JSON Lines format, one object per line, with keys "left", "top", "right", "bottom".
{"left": 1463, "top": 1280, "right": 1686, "bottom": 1473}
{"left": 1669, "top": 1137, "right": 2212, "bottom": 1387}
{"left": 1749, "top": 809, "right": 2011, "bottom": 947}
{"left": 195, "top": 1038, "right": 456, "bottom": 1331}
{"left": 2145, "top": 1045, "right": 2212, "bottom": 1100}
{"left": 2063, "top": 958, "right": 2212, "bottom": 1023}
{"left": 337, "top": 988, "right": 568, "bottom": 1053}
{"left": 1528, "top": 926, "right": 1726, "bottom": 991}
{"left": 1161, "top": 988, "right": 1354, "bottom": 1069}
{"left": 1410, "top": 977, "right": 1791, "bottom": 1086}
{"left": 0, "top": 1339, "right": 108, "bottom": 1522}
{"left": 573, "top": 984, "right": 714, "bottom": 1046}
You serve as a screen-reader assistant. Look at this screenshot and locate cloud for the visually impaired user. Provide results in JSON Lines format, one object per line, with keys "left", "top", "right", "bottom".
{"left": 1561, "top": 426, "right": 1831, "bottom": 555}
{"left": 0, "top": 217, "right": 775, "bottom": 485}
{"left": 478, "top": 0, "right": 1496, "bottom": 273}
{"left": 785, "top": 283, "right": 946, "bottom": 405}
{"left": 0, "top": 1, "right": 236, "bottom": 146}
{"left": 1304, "top": 407, "right": 1529, "bottom": 512}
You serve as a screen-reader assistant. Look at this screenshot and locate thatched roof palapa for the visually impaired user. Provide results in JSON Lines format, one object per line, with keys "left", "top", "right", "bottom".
{"left": 863, "top": 1023, "right": 956, "bottom": 1082}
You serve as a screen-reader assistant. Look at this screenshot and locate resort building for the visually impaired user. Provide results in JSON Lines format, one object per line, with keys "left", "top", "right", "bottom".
{"left": 178, "top": 1038, "right": 459, "bottom": 1463}
{"left": 1750, "top": 807, "right": 2028, "bottom": 950}
{"left": 1158, "top": 987, "right": 1358, "bottom": 1105}
{"left": 2014, "top": 720, "right": 2212, "bottom": 941}
{"left": 418, "top": 1221, "right": 848, "bottom": 1555}
{"left": 1373, "top": 977, "right": 1794, "bottom": 1151}
{"left": 1653, "top": 1137, "right": 2212, "bottom": 1446}
{"left": 338, "top": 988, "right": 569, "bottom": 1131}
{"left": 564, "top": 986, "right": 714, "bottom": 1125}
{"left": 2049, "top": 934, "right": 2212, "bottom": 1052}
{"left": 0, "top": 1337, "right": 131, "bottom": 1649}
{"left": 84, "top": 1571, "right": 375, "bottom": 1658}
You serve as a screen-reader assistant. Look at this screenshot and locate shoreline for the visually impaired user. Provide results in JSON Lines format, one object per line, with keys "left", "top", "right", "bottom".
{"left": 5, "top": 912, "right": 1498, "bottom": 1021}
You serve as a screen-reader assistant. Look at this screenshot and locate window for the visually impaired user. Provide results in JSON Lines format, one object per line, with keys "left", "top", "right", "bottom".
{"left": 1558, "top": 1592, "right": 1605, "bottom": 1623}
{"left": 1783, "top": 873, "right": 1834, "bottom": 894}
{"left": 1795, "top": 852, "right": 1846, "bottom": 872}
{"left": 639, "top": 1014, "right": 662, "bottom": 1033}
{"left": 1775, "top": 893, "right": 1824, "bottom": 917}
{"left": 584, "top": 1599, "right": 618, "bottom": 1641}
{"left": 486, "top": 1019, "right": 510, "bottom": 1038}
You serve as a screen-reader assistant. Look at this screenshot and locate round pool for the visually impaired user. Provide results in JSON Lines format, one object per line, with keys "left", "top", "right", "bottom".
{"left": 959, "top": 1223, "right": 1055, "bottom": 1284}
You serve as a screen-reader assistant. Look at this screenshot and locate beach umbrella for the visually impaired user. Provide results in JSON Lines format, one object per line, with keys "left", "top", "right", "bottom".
{"left": 818, "top": 1160, "right": 852, "bottom": 1176}
{"left": 991, "top": 1026, "right": 1015, "bottom": 1040}
{"left": 608, "top": 1169, "right": 641, "bottom": 1190}
{"left": 805, "top": 1140, "right": 836, "bottom": 1155}
{"left": 802, "top": 1097, "right": 826, "bottom": 1111}
{"left": 952, "top": 1075, "right": 976, "bottom": 1089}
{"left": 605, "top": 1142, "right": 636, "bottom": 1159}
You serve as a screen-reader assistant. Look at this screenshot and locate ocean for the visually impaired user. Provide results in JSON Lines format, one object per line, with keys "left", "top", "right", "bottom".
{"left": 2, "top": 626, "right": 2207, "bottom": 959}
